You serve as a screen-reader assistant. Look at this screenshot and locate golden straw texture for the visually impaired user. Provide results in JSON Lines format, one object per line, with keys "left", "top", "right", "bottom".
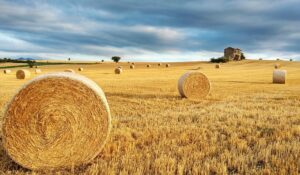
{"left": 178, "top": 72, "right": 210, "bottom": 99}
{"left": 78, "top": 68, "right": 83, "bottom": 71}
{"left": 16, "top": 70, "right": 31, "bottom": 79}
{"left": 4, "top": 69, "right": 11, "bottom": 74}
{"left": 115, "top": 68, "right": 122, "bottom": 74}
{"left": 35, "top": 69, "right": 42, "bottom": 74}
{"left": 273, "top": 70, "right": 286, "bottom": 84}
{"left": 64, "top": 69, "right": 75, "bottom": 73}
{"left": 130, "top": 65, "right": 135, "bottom": 69}
{"left": 2, "top": 72, "right": 111, "bottom": 170}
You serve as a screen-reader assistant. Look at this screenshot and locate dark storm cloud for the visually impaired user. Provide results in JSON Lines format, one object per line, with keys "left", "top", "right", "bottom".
{"left": 0, "top": 0, "right": 299, "bottom": 60}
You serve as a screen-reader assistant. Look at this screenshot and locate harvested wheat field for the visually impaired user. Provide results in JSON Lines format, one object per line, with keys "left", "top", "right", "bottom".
{"left": 0, "top": 60, "right": 300, "bottom": 174}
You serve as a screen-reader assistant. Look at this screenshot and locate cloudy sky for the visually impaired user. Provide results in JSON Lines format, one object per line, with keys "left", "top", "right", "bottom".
{"left": 0, "top": 0, "right": 299, "bottom": 61}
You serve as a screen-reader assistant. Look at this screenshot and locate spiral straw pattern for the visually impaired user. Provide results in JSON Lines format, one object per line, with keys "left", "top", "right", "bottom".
{"left": 4, "top": 69, "right": 11, "bottom": 74}
{"left": 178, "top": 72, "right": 210, "bottom": 99}
{"left": 115, "top": 68, "right": 122, "bottom": 74}
{"left": 2, "top": 72, "right": 111, "bottom": 170}
{"left": 16, "top": 70, "right": 31, "bottom": 79}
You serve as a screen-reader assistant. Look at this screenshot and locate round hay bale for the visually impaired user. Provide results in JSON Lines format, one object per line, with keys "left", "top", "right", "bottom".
{"left": 158, "top": 63, "right": 162, "bottom": 66}
{"left": 273, "top": 70, "right": 286, "bottom": 84}
{"left": 131, "top": 62, "right": 135, "bottom": 65}
{"left": 35, "top": 66, "right": 38, "bottom": 68}
{"left": 118, "top": 66, "right": 122, "bottom": 69}
{"left": 147, "top": 64, "right": 151, "bottom": 68}
{"left": 4, "top": 69, "right": 11, "bottom": 74}
{"left": 130, "top": 65, "right": 135, "bottom": 69}
{"left": 215, "top": 64, "right": 220, "bottom": 68}
{"left": 274, "top": 64, "right": 280, "bottom": 69}
{"left": 2, "top": 72, "right": 111, "bottom": 170}
{"left": 178, "top": 72, "right": 210, "bottom": 99}
{"left": 166, "top": 64, "right": 170, "bottom": 68}
{"left": 64, "top": 69, "right": 75, "bottom": 73}
{"left": 78, "top": 68, "right": 84, "bottom": 71}
{"left": 115, "top": 67, "right": 122, "bottom": 74}
{"left": 16, "top": 70, "right": 31, "bottom": 79}
{"left": 35, "top": 69, "right": 42, "bottom": 74}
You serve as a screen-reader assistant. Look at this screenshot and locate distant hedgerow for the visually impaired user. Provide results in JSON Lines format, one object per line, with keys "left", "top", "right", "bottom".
{"left": 210, "top": 57, "right": 229, "bottom": 63}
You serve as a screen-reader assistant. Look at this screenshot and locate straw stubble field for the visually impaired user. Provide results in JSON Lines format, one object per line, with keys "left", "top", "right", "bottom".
{"left": 0, "top": 60, "right": 299, "bottom": 174}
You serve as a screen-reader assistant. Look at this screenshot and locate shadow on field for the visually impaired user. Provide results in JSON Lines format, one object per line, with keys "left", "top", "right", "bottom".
{"left": 185, "top": 67, "right": 202, "bottom": 70}
{"left": 0, "top": 138, "right": 28, "bottom": 172}
{"left": 213, "top": 80, "right": 272, "bottom": 84}
{"left": 106, "top": 92, "right": 180, "bottom": 100}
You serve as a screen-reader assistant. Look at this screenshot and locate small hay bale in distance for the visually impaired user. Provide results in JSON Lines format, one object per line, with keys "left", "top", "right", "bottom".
{"left": 273, "top": 70, "right": 286, "bottom": 84}
{"left": 158, "top": 63, "right": 162, "bottom": 66}
{"left": 131, "top": 62, "right": 135, "bottom": 65}
{"left": 166, "top": 64, "right": 170, "bottom": 68}
{"left": 78, "top": 67, "right": 84, "bottom": 71}
{"left": 2, "top": 73, "right": 111, "bottom": 170}
{"left": 147, "top": 64, "right": 151, "bottom": 68}
{"left": 215, "top": 64, "right": 220, "bottom": 68}
{"left": 115, "top": 67, "right": 122, "bottom": 74}
{"left": 35, "top": 69, "right": 42, "bottom": 74}
{"left": 4, "top": 69, "right": 11, "bottom": 74}
{"left": 16, "top": 70, "right": 31, "bottom": 79}
{"left": 130, "top": 65, "right": 135, "bottom": 69}
{"left": 274, "top": 64, "right": 280, "bottom": 69}
{"left": 178, "top": 72, "right": 210, "bottom": 100}
{"left": 64, "top": 69, "right": 75, "bottom": 73}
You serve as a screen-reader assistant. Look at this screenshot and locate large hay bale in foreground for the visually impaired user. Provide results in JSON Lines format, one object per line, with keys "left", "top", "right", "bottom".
{"left": 78, "top": 68, "right": 83, "bottom": 71}
{"left": 178, "top": 72, "right": 210, "bottom": 99}
{"left": 35, "top": 69, "right": 42, "bottom": 74}
{"left": 130, "top": 65, "right": 135, "bottom": 69}
{"left": 273, "top": 70, "right": 286, "bottom": 84}
{"left": 4, "top": 69, "right": 11, "bottom": 74}
{"left": 274, "top": 64, "right": 280, "bottom": 69}
{"left": 2, "top": 72, "right": 111, "bottom": 170}
{"left": 64, "top": 69, "right": 75, "bottom": 73}
{"left": 16, "top": 70, "right": 31, "bottom": 79}
{"left": 166, "top": 64, "right": 170, "bottom": 68}
{"left": 215, "top": 64, "right": 220, "bottom": 68}
{"left": 147, "top": 64, "right": 151, "bottom": 68}
{"left": 115, "top": 67, "right": 122, "bottom": 74}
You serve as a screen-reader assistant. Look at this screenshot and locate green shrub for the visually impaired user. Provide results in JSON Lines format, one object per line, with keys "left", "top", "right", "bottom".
{"left": 210, "top": 57, "right": 229, "bottom": 63}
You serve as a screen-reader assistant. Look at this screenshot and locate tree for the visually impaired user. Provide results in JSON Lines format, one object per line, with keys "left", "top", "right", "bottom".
{"left": 68, "top": 58, "right": 71, "bottom": 61}
{"left": 101, "top": 59, "right": 104, "bottom": 62}
{"left": 241, "top": 53, "right": 246, "bottom": 60}
{"left": 27, "top": 60, "right": 36, "bottom": 68}
{"left": 111, "top": 56, "right": 121, "bottom": 63}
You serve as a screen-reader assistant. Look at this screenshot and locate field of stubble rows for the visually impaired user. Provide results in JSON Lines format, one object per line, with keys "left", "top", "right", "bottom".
{"left": 0, "top": 60, "right": 299, "bottom": 174}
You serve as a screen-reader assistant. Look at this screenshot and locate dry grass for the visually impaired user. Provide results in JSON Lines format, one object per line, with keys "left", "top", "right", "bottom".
{"left": 0, "top": 60, "right": 300, "bottom": 174}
